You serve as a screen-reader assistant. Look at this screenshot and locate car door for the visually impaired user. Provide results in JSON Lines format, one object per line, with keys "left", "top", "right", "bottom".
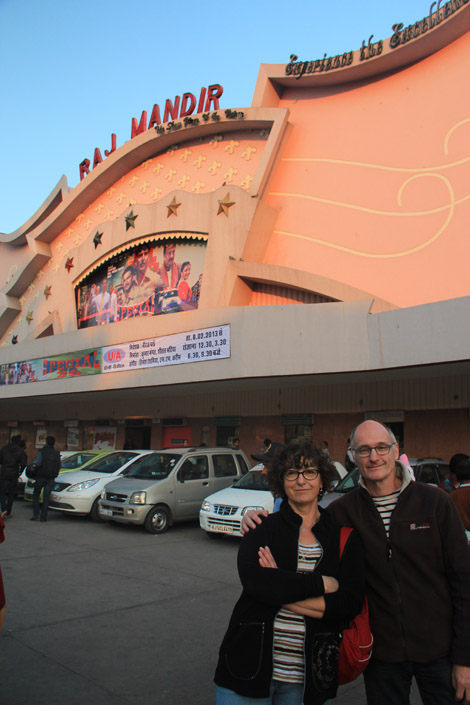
{"left": 175, "top": 455, "right": 211, "bottom": 518}
{"left": 212, "top": 453, "right": 240, "bottom": 492}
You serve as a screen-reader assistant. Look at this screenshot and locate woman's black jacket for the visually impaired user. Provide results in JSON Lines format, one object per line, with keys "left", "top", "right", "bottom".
{"left": 214, "top": 503, "right": 365, "bottom": 704}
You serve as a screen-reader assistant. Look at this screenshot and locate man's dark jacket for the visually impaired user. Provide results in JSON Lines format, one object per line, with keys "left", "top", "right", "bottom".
{"left": 36, "top": 445, "right": 61, "bottom": 479}
{"left": 328, "top": 464, "right": 470, "bottom": 666}
{"left": 0, "top": 443, "right": 27, "bottom": 480}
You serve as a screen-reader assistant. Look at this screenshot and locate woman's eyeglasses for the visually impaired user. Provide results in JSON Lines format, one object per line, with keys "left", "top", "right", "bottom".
{"left": 284, "top": 468, "right": 319, "bottom": 481}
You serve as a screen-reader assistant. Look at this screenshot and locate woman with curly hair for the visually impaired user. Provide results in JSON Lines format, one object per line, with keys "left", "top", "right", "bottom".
{"left": 215, "top": 440, "right": 365, "bottom": 705}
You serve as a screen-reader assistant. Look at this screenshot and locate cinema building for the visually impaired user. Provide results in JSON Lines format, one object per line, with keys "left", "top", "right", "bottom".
{"left": 1, "top": 3, "right": 469, "bottom": 461}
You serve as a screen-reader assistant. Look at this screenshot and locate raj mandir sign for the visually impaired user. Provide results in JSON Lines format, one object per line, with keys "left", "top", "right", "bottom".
{"left": 79, "top": 83, "right": 223, "bottom": 180}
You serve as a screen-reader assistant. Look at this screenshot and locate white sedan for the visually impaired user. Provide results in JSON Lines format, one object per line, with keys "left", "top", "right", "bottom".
{"left": 48, "top": 450, "right": 151, "bottom": 521}
{"left": 199, "top": 466, "right": 273, "bottom": 537}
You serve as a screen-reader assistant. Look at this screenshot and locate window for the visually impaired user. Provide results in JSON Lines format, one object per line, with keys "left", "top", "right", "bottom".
{"left": 180, "top": 456, "right": 209, "bottom": 481}
{"left": 284, "top": 424, "right": 312, "bottom": 444}
{"left": 213, "top": 454, "right": 237, "bottom": 478}
{"left": 236, "top": 454, "right": 249, "bottom": 475}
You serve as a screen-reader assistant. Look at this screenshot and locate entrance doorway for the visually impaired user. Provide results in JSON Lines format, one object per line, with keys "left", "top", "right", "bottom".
{"left": 124, "top": 426, "right": 151, "bottom": 450}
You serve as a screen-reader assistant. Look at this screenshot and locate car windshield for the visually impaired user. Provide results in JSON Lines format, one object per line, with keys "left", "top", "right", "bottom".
{"left": 232, "top": 470, "right": 269, "bottom": 491}
{"left": 125, "top": 453, "right": 180, "bottom": 480}
{"left": 81, "top": 452, "right": 139, "bottom": 474}
{"left": 333, "top": 468, "right": 359, "bottom": 494}
{"left": 61, "top": 452, "right": 98, "bottom": 469}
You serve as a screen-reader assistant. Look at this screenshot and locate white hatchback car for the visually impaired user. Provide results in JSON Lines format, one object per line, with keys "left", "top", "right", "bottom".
{"left": 199, "top": 465, "right": 273, "bottom": 537}
{"left": 49, "top": 450, "right": 151, "bottom": 521}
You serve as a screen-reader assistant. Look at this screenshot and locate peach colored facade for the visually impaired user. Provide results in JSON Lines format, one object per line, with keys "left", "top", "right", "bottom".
{"left": 0, "top": 4, "right": 469, "bottom": 463}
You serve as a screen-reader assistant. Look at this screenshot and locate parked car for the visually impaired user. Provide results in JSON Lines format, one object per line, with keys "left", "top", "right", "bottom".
{"left": 199, "top": 465, "right": 273, "bottom": 538}
{"left": 23, "top": 450, "right": 119, "bottom": 503}
{"left": 319, "top": 457, "right": 450, "bottom": 508}
{"left": 99, "top": 447, "right": 251, "bottom": 533}
{"left": 48, "top": 450, "right": 148, "bottom": 520}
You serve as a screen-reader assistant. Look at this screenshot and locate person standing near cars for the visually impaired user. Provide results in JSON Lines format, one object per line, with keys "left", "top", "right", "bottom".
{"left": 0, "top": 510, "right": 6, "bottom": 630}
{"left": 30, "top": 436, "right": 61, "bottom": 523}
{"left": 242, "top": 421, "right": 470, "bottom": 704}
{"left": 215, "top": 440, "right": 364, "bottom": 705}
{"left": 450, "top": 457, "right": 470, "bottom": 542}
{"left": 329, "top": 421, "right": 470, "bottom": 704}
{"left": 0, "top": 434, "right": 27, "bottom": 518}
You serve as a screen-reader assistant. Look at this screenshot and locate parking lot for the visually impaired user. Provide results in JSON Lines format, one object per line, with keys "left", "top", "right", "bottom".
{"left": 0, "top": 500, "right": 419, "bottom": 705}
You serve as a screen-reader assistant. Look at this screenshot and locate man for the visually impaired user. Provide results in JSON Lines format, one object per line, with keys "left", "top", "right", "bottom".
{"left": 30, "top": 436, "right": 61, "bottom": 522}
{"left": 134, "top": 246, "right": 158, "bottom": 298}
{"left": 251, "top": 441, "right": 286, "bottom": 511}
{"left": 450, "top": 457, "right": 470, "bottom": 541}
{"left": 108, "top": 284, "right": 118, "bottom": 323}
{"left": 156, "top": 243, "right": 180, "bottom": 292}
{"left": 121, "top": 266, "right": 145, "bottom": 305}
{"left": 242, "top": 421, "right": 470, "bottom": 704}
{"left": 0, "top": 435, "right": 27, "bottom": 518}
{"left": 329, "top": 421, "right": 470, "bottom": 704}
{"left": 94, "top": 277, "right": 111, "bottom": 324}
{"left": 320, "top": 440, "right": 331, "bottom": 460}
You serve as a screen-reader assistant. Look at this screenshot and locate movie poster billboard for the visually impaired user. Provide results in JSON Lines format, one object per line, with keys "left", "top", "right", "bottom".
{"left": 76, "top": 237, "right": 206, "bottom": 329}
{"left": 0, "top": 349, "right": 101, "bottom": 386}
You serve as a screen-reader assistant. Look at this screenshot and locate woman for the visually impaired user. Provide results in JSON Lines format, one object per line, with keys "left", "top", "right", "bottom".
{"left": 177, "top": 261, "right": 192, "bottom": 302}
{"left": 215, "top": 440, "right": 364, "bottom": 705}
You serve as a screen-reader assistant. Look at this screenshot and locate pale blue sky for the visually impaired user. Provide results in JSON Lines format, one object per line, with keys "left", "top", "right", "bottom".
{"left": 1, "top": 0, "right": 429, "bottom": 233}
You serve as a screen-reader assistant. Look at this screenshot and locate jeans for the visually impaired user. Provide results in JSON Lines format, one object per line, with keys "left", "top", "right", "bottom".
{"left": 363, "top": 657, "right": 455, "bottom": 705}
{"left": 32, "top": 477, "right": 55, "bottom": 520}
{"left": 0, "top": 477, "right": 18, "bottom": 514}
{"left": 216, "top": 681, "right": 304, "bottom": 705}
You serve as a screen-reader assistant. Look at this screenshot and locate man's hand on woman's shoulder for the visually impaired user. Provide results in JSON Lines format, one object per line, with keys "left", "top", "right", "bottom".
{"left": 240, "top": 508, "right": 269, "bottom": 534}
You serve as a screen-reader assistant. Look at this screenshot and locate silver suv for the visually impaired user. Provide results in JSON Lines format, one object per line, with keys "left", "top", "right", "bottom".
{"left": 98, "top": 447, "right": 250, "bottom": 534}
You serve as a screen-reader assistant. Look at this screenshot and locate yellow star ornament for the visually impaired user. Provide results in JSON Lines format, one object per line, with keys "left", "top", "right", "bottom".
{"left": 167, "top": 197, "right": 181, "bottom": 218}
{"left": 217, "top": 193, "right": 235, "bottom": 217}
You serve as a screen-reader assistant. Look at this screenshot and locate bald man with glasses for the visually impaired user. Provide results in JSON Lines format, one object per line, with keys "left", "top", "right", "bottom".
{"left": 328, "top": 420, "right": 470, "bottom": 705}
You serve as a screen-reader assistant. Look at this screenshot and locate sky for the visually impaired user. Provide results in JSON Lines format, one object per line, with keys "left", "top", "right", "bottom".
{"left": 1, "top": 0, "right": 430, "bottom": 234}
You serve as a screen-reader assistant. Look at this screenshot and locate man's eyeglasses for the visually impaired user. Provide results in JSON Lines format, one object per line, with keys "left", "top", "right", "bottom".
{"left": 284, "top": 468, "right": 319, "bottom": 481}
{"left": 353, "top": 444, "right": 394, "bottom": 458}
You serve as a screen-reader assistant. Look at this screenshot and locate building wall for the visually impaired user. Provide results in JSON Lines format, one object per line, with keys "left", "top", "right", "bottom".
{"left": 0, "top": 7, "right": 469, "bottom": 460}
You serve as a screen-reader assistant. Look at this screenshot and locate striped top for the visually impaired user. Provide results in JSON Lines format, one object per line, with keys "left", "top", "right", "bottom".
{"left": 372, "top": 490, "right": 400, "bottom": 536}
{"left": 272, "top": 542, "right": 322, "bottom": 684}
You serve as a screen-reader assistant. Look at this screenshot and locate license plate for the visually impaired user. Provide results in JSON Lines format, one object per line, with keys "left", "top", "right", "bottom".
{"left": 100, "top": 508, "right": 112, "bottom": 517}
{"left": 211, "top": 524, "right": 233, "bottom": 534}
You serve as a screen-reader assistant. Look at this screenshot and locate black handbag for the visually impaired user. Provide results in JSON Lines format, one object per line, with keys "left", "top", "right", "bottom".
{"left": 25, "top": 463, "right": 38, "bottom": 479}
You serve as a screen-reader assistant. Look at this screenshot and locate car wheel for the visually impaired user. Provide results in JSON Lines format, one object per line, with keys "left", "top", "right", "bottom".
{"left": 144, "top": 505, "right": 170, "bottom": 534}
{"left": 90, "top": 498, "right": 106, "bottom": 523}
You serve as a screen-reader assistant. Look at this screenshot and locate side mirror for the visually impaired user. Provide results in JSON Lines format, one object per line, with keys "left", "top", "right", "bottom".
{"left": 178, "top": 469, "right": 185, "bottom": 483}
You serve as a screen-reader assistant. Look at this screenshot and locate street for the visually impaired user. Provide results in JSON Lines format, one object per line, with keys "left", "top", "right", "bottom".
{"left": 0, "top": 500, "right": 419, "bottom": 704}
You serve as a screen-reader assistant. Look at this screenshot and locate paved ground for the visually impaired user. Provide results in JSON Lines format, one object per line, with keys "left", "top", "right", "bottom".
{"left": 0, "top": 500, "right": 420, "bottom": 704}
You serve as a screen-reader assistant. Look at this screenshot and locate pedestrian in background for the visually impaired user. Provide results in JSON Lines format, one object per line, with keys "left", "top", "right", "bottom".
{"left": 0, "top": 434, "right": 27, "bottom": 518}
{"left": 450, "top": 457, "right": 470, "bottom": 543}
{"left": 0, "top": 511, "right": 5, "bottom": 630}
{"left": 30, "top": 436, "right": 61, "bottom": 523}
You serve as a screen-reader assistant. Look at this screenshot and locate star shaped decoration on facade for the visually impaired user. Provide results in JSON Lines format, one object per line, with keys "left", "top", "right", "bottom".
{"left": 44, "top": 285, "right": 52, "bottom": 299}
{"left": 167, "top": 196, "right": 181, "bottom": 218}
{"left": 93, "top": 231, "right": 103, "bottom": 248}
{"left": 11, "top": 335, "right": 18, "bottom": 345}
{"left": 217, "top": 193, "right": 235, "bottom": 217}
{"left": 125, "top": 210, "right": 138, "bottom": 230}
{"left": 26, "top": 312, "right": 34, "bottom": 325}
{"left": 65, "top": 257, "right": 74, "bottom": 273}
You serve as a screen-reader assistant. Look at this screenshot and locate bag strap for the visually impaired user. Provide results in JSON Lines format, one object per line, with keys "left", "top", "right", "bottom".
{"left": 339, "top": 526, "right": 354, "bottom": 558}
